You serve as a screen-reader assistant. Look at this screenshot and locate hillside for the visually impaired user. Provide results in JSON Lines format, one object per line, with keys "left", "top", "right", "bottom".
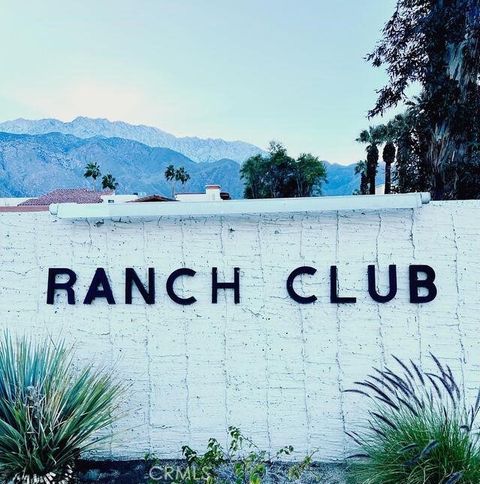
{"left": 0, "top": 132, "right": 243, "bottom": 198}
{"left": 0, "top": 130, "right": 376, "bottom": 199}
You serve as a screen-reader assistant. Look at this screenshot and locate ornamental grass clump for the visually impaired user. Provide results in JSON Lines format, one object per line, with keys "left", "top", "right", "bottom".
{"left": 346, "top": 354, "right": 480, "bottom": 484}
{"left": 0, "top": 333, "right": 123, "bottom": 483}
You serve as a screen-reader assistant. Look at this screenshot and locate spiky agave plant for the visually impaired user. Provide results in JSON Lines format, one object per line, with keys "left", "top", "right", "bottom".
{"left": 0, "top": 333, "right": 124, "bottom": 482}
{"left": 346, "top": 354, "right": 480, "bottom": 484}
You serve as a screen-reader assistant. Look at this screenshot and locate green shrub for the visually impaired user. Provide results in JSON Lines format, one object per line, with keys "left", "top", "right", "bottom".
{"left": 0, "top": 332, "right": 124, "bottom": 482}
{"left": 146, "top": 426, "right": 316, "bottom": 483}
{"left": 346, "top": 354, "right": 480, "bottom": 484}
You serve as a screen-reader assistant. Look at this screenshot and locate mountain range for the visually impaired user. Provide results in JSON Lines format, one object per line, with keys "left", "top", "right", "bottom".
{"left": 0, "top": 117, "right": 380, "bottom": 198}
{"left": 0, "top": 117, "right": 262, "bottom": 164}
{"left": 0, "top": 132, "right": 244, "bottom": 198}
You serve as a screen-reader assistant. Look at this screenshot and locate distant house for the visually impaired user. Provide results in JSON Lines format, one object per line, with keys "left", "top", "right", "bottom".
{"left": 176, "top": 185, "right": 231, "bottom": 202}
{"left": 0, "top": 188, "right": 115, "bottom": 212}
{"left": 18, "top": 188, "right": 114, "bottom": 206}
{"left": 0, "top": 184, "right": 229, "bottom": 213}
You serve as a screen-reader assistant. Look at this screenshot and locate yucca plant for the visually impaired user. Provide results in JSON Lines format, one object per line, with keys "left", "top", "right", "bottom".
{"left": 0, "top": 333, "right": 123, "bottom": 483}
{"left": 346, "top": 354, "right": 480, "bottom": 484}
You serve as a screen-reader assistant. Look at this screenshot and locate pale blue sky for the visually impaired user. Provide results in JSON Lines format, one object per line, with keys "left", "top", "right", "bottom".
{"left": 0, "top": 0, "right": 398, "bottom": 164}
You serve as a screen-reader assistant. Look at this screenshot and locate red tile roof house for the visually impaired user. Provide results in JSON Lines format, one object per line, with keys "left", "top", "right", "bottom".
{"left": 0, "top": 186, "right": 227, "bottom": 213}
{"left": 0, "top": 189, "right": 114, "bottom": 212}
{"left": 19, "top": 188, "right": 114, "bottom": 206}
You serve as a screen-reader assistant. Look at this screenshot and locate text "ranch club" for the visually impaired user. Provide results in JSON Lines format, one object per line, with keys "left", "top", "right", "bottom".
{"left": 46, "top": 264, "right": 438, "bottom": 305}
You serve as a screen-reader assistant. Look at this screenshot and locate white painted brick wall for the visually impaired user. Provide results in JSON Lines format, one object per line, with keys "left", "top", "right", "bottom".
{"left": 0, "top": 200, "right": 479, "bottom": 461}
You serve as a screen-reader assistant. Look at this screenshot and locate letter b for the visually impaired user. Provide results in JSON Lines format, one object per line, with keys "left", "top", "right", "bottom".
{"left": 409, "top": 265, "right": 437, "bottom": 303}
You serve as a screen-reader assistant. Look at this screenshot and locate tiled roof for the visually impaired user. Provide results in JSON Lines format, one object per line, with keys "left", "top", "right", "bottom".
{"left": 19, "top": 188, "right": 113, "bottom": 206}
{"left": 132, "top": 194, "right": 175, "bottom": 202}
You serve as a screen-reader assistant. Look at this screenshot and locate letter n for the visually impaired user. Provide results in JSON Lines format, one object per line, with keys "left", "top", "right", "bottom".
{"left": 125, "top": 268, "right": 155, "bottom": 304}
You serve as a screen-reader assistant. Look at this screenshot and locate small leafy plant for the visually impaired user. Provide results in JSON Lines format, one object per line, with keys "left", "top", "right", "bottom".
{"left": 346, "top": 354, "right": 480, "bottom": 483}
{"left": 0, "top": 332, "right": 124, "bottom": 483}
{"left": 180, "top": 426, "right": 296, "bottom": 484}
{"left": 147, "top": 426, "right": 316, "bottom": 483}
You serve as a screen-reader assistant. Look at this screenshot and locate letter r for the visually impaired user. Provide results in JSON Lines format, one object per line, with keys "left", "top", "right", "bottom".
{"left": 46, "top": 268, "right": 77, "bottom": 304}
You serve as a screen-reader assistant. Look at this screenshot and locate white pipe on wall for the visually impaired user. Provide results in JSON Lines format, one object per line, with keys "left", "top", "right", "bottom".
{"left": 49, "top": 193, "right": 431, "bottom": 220}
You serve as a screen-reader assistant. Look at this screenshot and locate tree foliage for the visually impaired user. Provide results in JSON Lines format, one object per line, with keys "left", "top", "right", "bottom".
{"left": 101, "top": 173, "right": 119, "bottom": 190}
{"left": 367, "top": 0, "right": 480, "bottom": 200}
{"left": 240, "top": 142, "right": 327, "bottom": 199}
{"left": 83, "top": 162, "right": 102, "bottom": 190}
{"left": 382, "top": 124, "right": 397, "bottom": 194}
{"left": 164, "top": 164, "right": 191, "bottom": 198}
{"left": 84, "top": 162, "right": 118, "bottom": 191}
{"left": 388, "top": 102, "right": 432, "bottom": 194}
{"left": 84, "top": 162, "right": 101, "bottom": 181}
{"left": 356, "top": 127, "right": 385, "bottom": 194}
{"left": 354, "top": 161, "right": 369, "bottom": 195}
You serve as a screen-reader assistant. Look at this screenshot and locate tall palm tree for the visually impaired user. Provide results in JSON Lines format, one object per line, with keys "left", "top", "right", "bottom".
{"left": 357, "top": 126, "right": 385, "bottom": 194}
{"left": 354, "top": 160, "right": 368, "bottom": 195}
{"left": 381, "top": 122, "right": 397, "bottom": 194}
{"left": 164, "top": 164, "right": 176, "bottom": 198}
{"left": 84, "top": 162, "right": 101, "bottom": 190}
{"left": 382, "top": 142, "right": 396, "bottom": 194}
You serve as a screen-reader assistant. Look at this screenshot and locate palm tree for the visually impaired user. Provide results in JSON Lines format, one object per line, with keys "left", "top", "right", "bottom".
{"left": 101, "top": 174, "right": 118, "bottom": 191}
{"left": 164, "top": 165, "right": 190, "bottom": 198}
{"left": 354, "top": 160, "right": 368, "bottom": 195}
{"left": 381, "top": 122, "right": 397, "bottom": 194}
{"left": 357, "top": 126, "right": 385, "bottom": 194}
{"left": 175, "top": 166, "right": 190, "bottom": 189}
{"left": 382, "top": 142, "right": 396, "bottom": 194}
{"left": 84, "top": 162, "right": 101, "bottom": 190}
{"left": 164, "top": 164, "right": 177, "bottom": 198}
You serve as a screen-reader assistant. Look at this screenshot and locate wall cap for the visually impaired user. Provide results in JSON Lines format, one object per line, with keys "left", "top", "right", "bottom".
{"left": 49, "top": 193, "right": 431, "bottom": 221}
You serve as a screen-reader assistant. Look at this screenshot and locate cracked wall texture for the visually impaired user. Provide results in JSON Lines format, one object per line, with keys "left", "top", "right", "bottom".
{"left": 0, "top": 201, "right": 479, "bottom": 461}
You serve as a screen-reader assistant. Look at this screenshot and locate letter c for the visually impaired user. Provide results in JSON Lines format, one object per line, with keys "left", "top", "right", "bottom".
{"left": 166, "top": 268, "right": 197, "bottom": 305}
{"left": 286, "top": 266, "right": 317, "bottom": 304}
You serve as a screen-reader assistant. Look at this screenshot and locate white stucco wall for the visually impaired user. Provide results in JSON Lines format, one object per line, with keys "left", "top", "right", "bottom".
{"left": 0, "top": 200, "right": 479, "bottom": 461}
{"left": 0, "top": 197, "right": 31, "bottom": 206}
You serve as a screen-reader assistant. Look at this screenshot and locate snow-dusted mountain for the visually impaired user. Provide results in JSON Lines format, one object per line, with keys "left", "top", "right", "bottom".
{"left": 0, "top": 117, "right": 374, "bottom": 198}
{"left": 0, "top": 117, "right": 263, "bottom": 163}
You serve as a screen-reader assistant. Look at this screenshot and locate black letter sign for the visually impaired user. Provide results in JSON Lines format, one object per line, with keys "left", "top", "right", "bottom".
{"left": 330, "top": 266, "right": 356, "bottom": 303}
{"left": 286, "top": 266, "right": 317, "bottom": 304}
{"left": 212, "top": 267, "right": 240, "bottom": 304}
{"left": 125, "top": 268, "right": 155, "bottom": 304}
{"left": 166, "top": 268, "right": 197, "bottom": 305}
{"left": 84, "top": 268, "right": 116, "bottom": 305}
{"left": 368, "top": 265, "right": 398, "bottom": 303}
{"left": 409, "top": 265, "right": 437, "bottom": 303}
{"left": 47, "top": 268, "right": 77, "bottom": 305}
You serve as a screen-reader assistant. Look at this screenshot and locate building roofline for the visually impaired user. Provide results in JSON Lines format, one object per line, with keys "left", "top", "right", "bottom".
{"left": 0, "top": 206, "right": 50, "bottom": 212}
